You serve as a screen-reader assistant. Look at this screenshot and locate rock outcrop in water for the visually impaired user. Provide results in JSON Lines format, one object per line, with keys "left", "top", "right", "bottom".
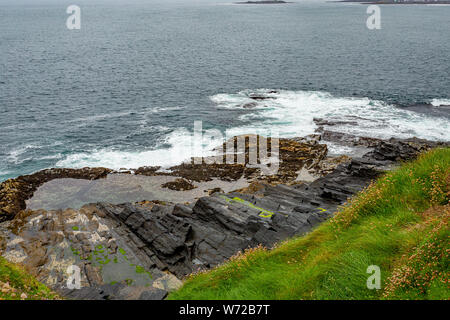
{"left": 0, "top": 133, "right": 447, "bottom": 300}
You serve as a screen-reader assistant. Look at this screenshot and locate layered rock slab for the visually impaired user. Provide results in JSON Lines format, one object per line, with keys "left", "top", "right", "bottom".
{"left": 0, "top": 156, "right": 383, "bottom": 300}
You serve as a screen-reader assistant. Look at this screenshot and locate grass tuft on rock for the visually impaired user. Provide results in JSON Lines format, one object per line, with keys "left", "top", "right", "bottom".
{"left": 0, "top": 256, "right": 59, "bottom": 300}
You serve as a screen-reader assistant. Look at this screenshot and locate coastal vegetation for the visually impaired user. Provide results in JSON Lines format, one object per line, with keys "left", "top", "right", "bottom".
{"left": 0, "top": 256, "right": 59, "bottom": 300}
{"left": 169, "top": 148, "right": 450, "bottom": 300}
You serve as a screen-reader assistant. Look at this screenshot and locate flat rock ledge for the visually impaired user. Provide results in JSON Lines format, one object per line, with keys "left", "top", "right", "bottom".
{"left": 0, "top": 134, "right": 447, "bottom": 300}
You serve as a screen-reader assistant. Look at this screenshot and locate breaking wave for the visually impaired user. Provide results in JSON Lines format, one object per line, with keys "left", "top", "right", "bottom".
{"left": 211, "top": 89, "right": 450, "bottom": 141}
{"left": 55, "top": 90, "right": 450, "bottom": 170}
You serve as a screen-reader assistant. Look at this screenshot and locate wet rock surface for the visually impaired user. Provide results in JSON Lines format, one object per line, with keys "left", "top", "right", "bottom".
{"left": 0, "top": 134, "right": 447, "bottom": 300}
{"left": 362, "top": 137, "right": 448, "bottom": 162}
{"left": 25, "top": 175, "right": 250, "bottom": 211}
{"left": 320, "top": 130, "right": 449, "bottom": 160}
{"left": 0, "top": 203, "right": 183, "bottom": 300}
{"left": 0, "top": 168, "right": 112, "bottom": 223}
{"left": 161, "top": 178, "right": 197, "bottom": 191}
{"left": 133, "top": 135, "right": 329, "bottom": 185}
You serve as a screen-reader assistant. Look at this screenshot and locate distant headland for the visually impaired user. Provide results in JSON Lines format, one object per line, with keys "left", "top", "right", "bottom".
{"left": 337, "top": 0, "right": 450, "bottom": 4}
{"left": 235, "top": 1, "right": 291, "bottom": 4}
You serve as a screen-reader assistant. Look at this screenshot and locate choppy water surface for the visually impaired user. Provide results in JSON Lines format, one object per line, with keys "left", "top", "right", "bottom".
{"left": 1, "top": 0, "right": 449, "bottom": 181}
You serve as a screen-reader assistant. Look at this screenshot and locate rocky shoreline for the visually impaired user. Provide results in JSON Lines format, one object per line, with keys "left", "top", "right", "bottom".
{"left": 0, "top": 132, "right": 447, "bottom": 300}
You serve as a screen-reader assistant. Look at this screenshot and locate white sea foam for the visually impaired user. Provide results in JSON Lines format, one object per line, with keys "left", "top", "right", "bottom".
{"left": 55, "top": 127, "right": 220, "bottom": 170}
{"left": 37, "top": 153, "right": 63, "bottom": 161}
{"left": 146, "top": 106, "right": 184, "bottom": 114}
{"left": 212, "top": 89, "right": 450, "bottom": 141}
{"left": 7, "top": 144, "right": 42, "bottom": 164}
{"left": 56, "top": 90, "right": 450, "bottom": 169}
{"left": 431, "top": 98, "right": 450, "bottom": 107}
{"left": 67, "top": 111, "right": 134, "bottom": 124}
{"left": 7, "top": 142, "right": 63, "bottom": 165}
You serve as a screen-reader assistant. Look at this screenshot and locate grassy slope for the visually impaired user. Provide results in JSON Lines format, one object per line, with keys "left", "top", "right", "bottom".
{"left": 0, "top": 256, "right": 59, "bottom": 300}
{"left": 170, "top": 148, "right": 450, "bottom": 300}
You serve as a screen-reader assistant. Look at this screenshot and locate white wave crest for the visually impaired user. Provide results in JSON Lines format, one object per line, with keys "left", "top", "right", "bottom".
{"left": 211, "top": 89, "right": 450, "bottom": 141}
{"left": 431, "top": 98, "right": 450, "bottom": 107}
{"left": 56, "top": 90, "right": 450, "bottom": 170}
{"left": 55, "top": 128, "right": 219, "bottom": 170}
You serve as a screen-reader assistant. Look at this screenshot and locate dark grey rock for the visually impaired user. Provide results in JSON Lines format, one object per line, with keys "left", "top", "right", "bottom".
{"left": 139, "top": 288, "right": 168, "bottom": 300}
{"left": 363, "top": 137, "right": 448, "bottom": 162}
{"left": 90, "top": 152, "right": 384, "bottom": 278}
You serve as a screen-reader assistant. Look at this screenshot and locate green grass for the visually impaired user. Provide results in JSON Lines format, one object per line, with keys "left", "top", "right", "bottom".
{"left": 169, "top": 148, "right": 450, "bottom": 300}
{"left": 0, "top": 256, "right": 59, "bottom": 300}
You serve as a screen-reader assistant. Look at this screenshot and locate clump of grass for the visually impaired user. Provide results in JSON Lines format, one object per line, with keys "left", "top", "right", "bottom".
{"left": 169, "top": 148, "right": 450, "bottom": 300}
{"left": 382, "top": 205, "right": 449, "bottom": 299}
{"left": 135, "top": 265, "right": 153, "bottom": 279}
{"left": 0, "top": 257, "right": 59, "bottom": 300}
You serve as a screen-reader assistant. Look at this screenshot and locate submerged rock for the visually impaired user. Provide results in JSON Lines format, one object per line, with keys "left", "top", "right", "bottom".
{"left": 242, "top": 102, "right": 258, "bottom": 109}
